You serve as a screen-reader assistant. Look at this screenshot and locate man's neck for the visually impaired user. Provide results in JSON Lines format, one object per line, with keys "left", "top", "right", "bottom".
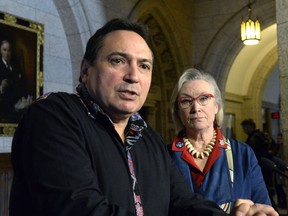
{"left": 114, "top": 119, "right": 129, "bottom": 142}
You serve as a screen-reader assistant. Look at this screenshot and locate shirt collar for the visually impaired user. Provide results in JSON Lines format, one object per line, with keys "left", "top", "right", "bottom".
{"left": 76, "top": 82, "right": 147, "bottom": 147}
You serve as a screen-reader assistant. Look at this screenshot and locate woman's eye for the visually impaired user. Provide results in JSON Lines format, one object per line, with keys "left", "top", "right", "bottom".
{"left": 199, "top": 95, "right": 209, "bottom": 102}
{"left": 181, "top": 99, "right": 192, "bottom": 104}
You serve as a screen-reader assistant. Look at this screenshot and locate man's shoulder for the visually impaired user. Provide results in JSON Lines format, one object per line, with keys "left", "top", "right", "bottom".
{"left": 0, "top": 61, "right": 10, "bottom": 74}
{"left": 29, "top": 92, "right": 80, "bottom": 112}
{"left": 23, "top": 92, "right": 85, "bottom": 121}
{"left": 0, "top": 59, "right": 6, "bottom": 67}
{"left": 252, "top": 130, "right": 265, "bottom": 139}
{"left": 34, "top": 92, "right": 76, "bottom": 103}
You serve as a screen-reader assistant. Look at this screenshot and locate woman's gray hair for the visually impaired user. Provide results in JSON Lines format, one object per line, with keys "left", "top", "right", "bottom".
{"left": 170, "top": 68, "right": 224, "bottom": 133}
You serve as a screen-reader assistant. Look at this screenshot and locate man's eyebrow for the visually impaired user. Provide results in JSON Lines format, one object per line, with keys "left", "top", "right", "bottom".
{"left": 140, "top": 58, "right": 153, "bottom": 65}
{"left": 108, "top": 52, "right": 128, "bottom": 58}
{"left": 108, "top": 52, "right": 153, "bottom": 64}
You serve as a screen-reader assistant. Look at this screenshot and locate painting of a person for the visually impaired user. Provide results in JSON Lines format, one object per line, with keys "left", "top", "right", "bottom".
{"left": 0, "top": 40, "right": 31, "bottom": 123}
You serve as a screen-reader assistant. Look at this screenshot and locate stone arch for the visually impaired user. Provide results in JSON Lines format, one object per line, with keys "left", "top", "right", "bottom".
{"left": 129, "top": 5, "right": 186, "bottom": 141}
{"left": 243, "top": 47, "right": 278, "bottom": 128}
{"left": 53, "top": 0, "right": 138, "bottom": 89}
{"left": 198, "top": 1, "right": 277, "bottom": 140}
{"left": 53, "top": 0, "right": 90, "bottom": 88}
{"left": 201, "top": 1, "right": 276, "bottom": 92}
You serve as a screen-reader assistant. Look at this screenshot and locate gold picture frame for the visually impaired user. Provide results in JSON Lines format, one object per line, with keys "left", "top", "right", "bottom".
{"left": 0, "top": 11, "right": 44, "bottom": 136}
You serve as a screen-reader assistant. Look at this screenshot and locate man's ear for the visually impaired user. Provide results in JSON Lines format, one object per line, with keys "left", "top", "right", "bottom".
{"left": 80, "top": 59, "right": 90, "bottom": 83}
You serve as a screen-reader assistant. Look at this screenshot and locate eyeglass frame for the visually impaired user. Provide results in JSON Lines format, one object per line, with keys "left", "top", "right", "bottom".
{"left": 177, "top": 94, "right": 214, "bottom": 109}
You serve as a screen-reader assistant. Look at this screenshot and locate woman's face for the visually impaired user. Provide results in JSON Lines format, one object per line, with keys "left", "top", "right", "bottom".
{"left": 177, "top": 79, "right": 218, "bottom": 132}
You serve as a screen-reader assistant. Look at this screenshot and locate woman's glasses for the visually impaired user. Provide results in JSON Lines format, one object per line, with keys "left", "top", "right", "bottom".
{"left": 178, "top": 94, "right": 214, "bottom": 109}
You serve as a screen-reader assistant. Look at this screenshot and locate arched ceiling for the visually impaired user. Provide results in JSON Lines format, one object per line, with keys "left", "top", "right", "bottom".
{"left": 226, "top": 24, "right": 277, "bottom": 96}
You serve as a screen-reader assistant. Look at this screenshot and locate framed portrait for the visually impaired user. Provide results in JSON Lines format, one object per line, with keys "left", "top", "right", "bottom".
{"left": 0, "top": 11, "right": 44, "bottom": 136}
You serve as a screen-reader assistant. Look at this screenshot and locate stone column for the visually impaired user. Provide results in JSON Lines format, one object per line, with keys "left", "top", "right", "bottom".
{"left": 276, "top": 0, "right": 288, "bottom": 161}
{"left": 276, "top": 2, "right": 288, "bottom": 211}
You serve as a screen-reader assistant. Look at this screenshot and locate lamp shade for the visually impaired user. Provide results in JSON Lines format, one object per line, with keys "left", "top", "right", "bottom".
{"left": 241, "top": 4, "right": 261, "bottom": 45}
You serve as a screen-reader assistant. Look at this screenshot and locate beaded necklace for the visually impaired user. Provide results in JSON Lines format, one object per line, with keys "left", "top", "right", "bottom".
{"left": 183, "top": 130, "right": 217, "bottom": 159}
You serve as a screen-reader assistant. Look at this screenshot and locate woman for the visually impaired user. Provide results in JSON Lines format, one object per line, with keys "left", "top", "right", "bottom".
{"left": 169, "top": 68, "right": 272, "bottom": 214}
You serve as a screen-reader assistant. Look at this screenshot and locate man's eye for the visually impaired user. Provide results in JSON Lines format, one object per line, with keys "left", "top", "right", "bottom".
{"left": 110, "top": 58, "right": 124, "bottom": 64}
{"left": 140, "top": 64, "right": 151, "bottom": 70}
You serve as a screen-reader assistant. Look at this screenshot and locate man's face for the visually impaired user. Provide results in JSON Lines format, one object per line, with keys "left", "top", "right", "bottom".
{"left": 0, "top": 42, "right": 11, "bottom": 61}
{"left": 242, "top": 125, "right": 250, "bottom": 135}
{"left": 81, "top": 30, "right": 153, "bottom": 122}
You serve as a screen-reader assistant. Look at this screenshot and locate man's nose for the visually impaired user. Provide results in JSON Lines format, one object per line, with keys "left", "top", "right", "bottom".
{"left": 124, "top": 63, "right": 140, "bottom": 83}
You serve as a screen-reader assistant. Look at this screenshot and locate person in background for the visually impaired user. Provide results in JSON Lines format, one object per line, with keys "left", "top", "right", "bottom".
{"left": 263, "top": 131, "right": 276, "bottom": 159}
{"left": 263, "top": 131, "right": 277, "bottom": 193}
{"left": 9, "top": 19, "right": 278, "bottom": 216}
{"left": 241, "top": 119, "right": 277, "bottom": 210}
{"left": 273, "top": 133, "right": 287, "bottom": 209}
{"left": 241, "top": 119, "right": 269, "bottom": 160}
{"left": 168, "top": 68, "right": 275, "bottom": 214}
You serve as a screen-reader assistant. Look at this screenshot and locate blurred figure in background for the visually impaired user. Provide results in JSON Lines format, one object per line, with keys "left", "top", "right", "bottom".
{"left": 273, "top": 133, "right": 287, "bottom": 209}
{"left": 263, "top": 131, "right": 276, "bottom": 159}
{"left": 241, "top": 119, "right": 277, "bottom": 210}
{"left": 241, "top": 119, "right": 269, "bottom": 160}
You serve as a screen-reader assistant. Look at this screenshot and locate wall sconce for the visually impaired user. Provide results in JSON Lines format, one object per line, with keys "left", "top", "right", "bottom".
{"left": 241, "top": 1, "right": 261, "bottom": 45}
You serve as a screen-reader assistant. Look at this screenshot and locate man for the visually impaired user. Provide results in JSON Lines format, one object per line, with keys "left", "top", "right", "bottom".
{"left": 241, "top": 118, "right": 269, "bottom": 160}
{"left": 0, "top": 40, "right": 22, "bottom": 122}
{"left": 10, "top": 18, "right": 278, "bottom": 216}
{"left": 241, "top": 118, "right": 277, "bottom": 210}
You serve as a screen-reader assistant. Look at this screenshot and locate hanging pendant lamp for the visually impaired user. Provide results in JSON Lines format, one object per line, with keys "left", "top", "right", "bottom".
{"left": 241, "top": 1, "right": 261, "bottom": 45}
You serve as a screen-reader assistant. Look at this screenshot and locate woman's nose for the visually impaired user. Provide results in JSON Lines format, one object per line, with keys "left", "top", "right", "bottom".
{"left": 189, "top": 101, "right": 200, "bottom": 113}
